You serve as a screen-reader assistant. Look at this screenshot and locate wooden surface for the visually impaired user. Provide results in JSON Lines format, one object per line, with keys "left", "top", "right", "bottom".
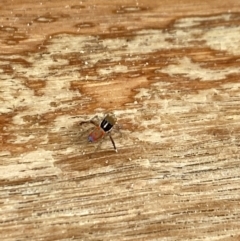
{"left": 1, "top": 0, "right": 240, "bottom": 240}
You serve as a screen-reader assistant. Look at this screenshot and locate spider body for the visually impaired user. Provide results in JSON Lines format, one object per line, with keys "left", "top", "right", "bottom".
{"left": 80, "top": 114, "right": 117, "bottom": 152}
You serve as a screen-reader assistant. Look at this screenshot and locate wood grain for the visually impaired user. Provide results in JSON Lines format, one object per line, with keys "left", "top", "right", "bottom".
{"left": 1, "top": 0, "right": 240, "bottom": 240}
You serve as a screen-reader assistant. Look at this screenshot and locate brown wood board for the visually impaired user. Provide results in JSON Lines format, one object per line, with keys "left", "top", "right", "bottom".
{"left": 0, "top": 0, "right": 240, "bottom": 240}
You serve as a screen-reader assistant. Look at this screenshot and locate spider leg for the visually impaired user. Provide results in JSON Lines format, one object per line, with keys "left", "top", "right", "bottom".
{"left": 113, "top": 124, "right": 123, "bottom": 137}
{"left": 79, "top": 115, "right": 98, "bottom": 127}
{"left": 93, "top": 138, "right": 105, "bottom": 153}
{"left": 79, "top": 120, "right": 98, "bottom": 127}
{"left": 109, "top": 133, "right": 117, "bottom": 152}
{"left": 79, "top": 116, "right": 99, "bottom": 140}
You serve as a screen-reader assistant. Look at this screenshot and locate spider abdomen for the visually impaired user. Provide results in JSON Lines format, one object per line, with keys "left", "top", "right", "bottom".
{"left": 88, "top": 126, "right": 105, "bottom": 142}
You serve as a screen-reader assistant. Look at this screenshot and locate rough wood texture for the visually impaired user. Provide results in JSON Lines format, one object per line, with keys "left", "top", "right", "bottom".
{"left": 1, "top": 0, "right": 240, "bottom": 240}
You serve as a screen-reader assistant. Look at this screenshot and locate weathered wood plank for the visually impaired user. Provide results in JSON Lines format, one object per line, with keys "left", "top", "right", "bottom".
{"left": 1, "top": 0, "right": 240, "bottom": 240}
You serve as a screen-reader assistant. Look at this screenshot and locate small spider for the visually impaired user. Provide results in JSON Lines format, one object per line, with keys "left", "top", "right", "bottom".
{"left": 79, "top": 114, "right": 118, "bottom": 152}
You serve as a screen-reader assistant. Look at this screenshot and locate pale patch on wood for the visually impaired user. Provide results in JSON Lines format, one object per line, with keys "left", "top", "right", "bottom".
{"left": 161, "top": 56, "right": 240, "bottom": 80}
